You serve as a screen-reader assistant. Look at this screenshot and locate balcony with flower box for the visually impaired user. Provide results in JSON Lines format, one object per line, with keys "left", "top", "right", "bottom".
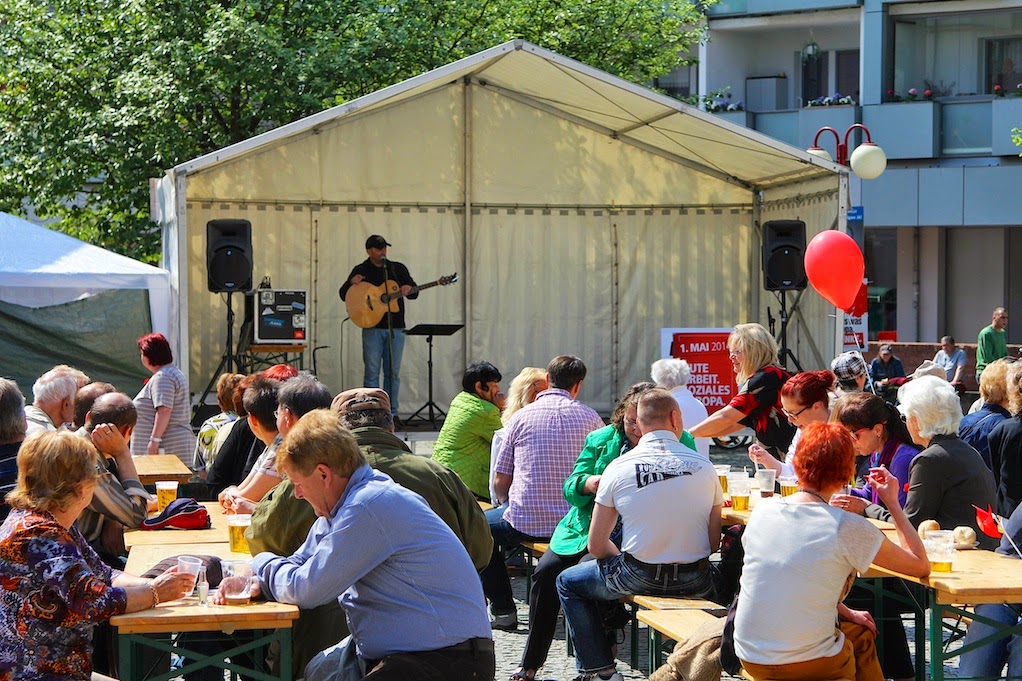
{"left": 862, "top": 99, "right": 940, "bottom": 160}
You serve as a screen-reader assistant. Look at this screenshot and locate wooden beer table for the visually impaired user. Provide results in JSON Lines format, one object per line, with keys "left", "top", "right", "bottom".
{"left": 125, "top": 502, "right": 230, "bottom": 548}
{"left": 124, "top": 542, "right": 248, "bottom": 574}
{"left": 114, "top": 542, "right": 298, "bottom": 681}
{"left": 860, "top": 536, "right": 1022, "bottom": 681}
{"left": 132, "top": 454, "right": 193, "bottom": 485}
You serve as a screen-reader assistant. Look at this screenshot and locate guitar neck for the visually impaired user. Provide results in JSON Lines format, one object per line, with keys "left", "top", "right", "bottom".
{"left": 412, "top": 279, "right": 446, "bottom": 294}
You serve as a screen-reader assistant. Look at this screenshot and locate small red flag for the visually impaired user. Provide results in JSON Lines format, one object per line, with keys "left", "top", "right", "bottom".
{"left": 974, "top": 504, "right": 1002, "bottom": 538}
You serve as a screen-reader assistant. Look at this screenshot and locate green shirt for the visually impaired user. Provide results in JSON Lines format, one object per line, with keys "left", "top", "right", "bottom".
{"left": 432, "top": 391, "right": 503, "bottom": 498}
{"left": 977, "top": 325, "right": 1008, "bottom": 374}
{"left": 548, "top": 424, "right": 698, "bottom": 556}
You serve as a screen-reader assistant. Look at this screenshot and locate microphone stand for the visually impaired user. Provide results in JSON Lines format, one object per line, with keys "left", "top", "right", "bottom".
{"left": 382, "top": 257, "right": 396, "bottom": 418}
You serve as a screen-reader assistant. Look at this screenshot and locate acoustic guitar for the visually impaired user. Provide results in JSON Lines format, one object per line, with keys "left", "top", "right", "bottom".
{"left": 344, "top": 273, "right": 458, "bottom": 328}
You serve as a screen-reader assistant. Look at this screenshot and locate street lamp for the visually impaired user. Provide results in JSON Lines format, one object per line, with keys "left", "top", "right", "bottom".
{"left": 807, "top": 123, "right": 887, "bottom": 180}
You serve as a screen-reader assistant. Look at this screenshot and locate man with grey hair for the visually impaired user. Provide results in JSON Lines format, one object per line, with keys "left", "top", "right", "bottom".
{"left": 25, "top": 368, "right": 77, "bottom": 435}
{"left": 78, "top": 392, "right": 150, "bottom": 564}
{"left": 651, "top": 358, "right": 709, "bottom": 456}
{"left": 0, "top": 378, "right": 27, "bottom": 523}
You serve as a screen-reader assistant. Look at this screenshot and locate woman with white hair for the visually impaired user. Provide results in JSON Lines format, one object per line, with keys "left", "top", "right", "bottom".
{"left": 855, "top": 376, "right": 997, "bottom": 549}
{"left": 651, "top": 358, "right": 709, "bottom": 456}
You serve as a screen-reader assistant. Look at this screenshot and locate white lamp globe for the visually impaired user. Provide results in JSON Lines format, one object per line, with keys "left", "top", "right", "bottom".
{"left": 849, "top": 142, "right": 887, "bottom": 180}
{"left": 806, "top": 146, "right": 833, "bottom": 163}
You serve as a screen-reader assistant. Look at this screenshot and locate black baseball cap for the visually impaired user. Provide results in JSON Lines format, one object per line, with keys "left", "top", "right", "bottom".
{"left": 365, "top": 234, "right": 391, "bottom": 249}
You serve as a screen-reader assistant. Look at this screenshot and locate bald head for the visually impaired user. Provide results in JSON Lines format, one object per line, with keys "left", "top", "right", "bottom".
{"left": 87, "top": 392, "right": 137, "bottom": 434}
{"left": 637, "top": 388, "right": 683, "bottom": 436}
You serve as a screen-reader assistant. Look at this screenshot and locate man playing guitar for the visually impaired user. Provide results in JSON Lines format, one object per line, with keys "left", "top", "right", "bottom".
{"left": 339, "top": 234, "right": 418, "bottom": 426}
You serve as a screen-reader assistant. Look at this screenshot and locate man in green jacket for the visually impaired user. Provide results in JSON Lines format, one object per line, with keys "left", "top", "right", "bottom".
{"left": 977, "top": 307, "right": 1009, "bottom": 384}
{"left": 432, "top": 361, "right": 505, "bottom": 499}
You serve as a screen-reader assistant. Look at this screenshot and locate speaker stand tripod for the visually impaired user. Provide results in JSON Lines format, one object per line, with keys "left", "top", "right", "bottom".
{"left": 772, "top": 290, "right": 803, "bottom": 373}
{"left": 405, "top": 324, "right": 463, "bottom": 429}
{"left": 194, "top": 292, "right": 244, "bottom": 426}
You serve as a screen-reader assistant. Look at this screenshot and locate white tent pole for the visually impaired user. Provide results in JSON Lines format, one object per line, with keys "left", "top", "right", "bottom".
{"left": 173, "top": 171, "right": 190, "bottom": 386}
{"left": 462, "top": 78, "right": 473, "bottom": 368}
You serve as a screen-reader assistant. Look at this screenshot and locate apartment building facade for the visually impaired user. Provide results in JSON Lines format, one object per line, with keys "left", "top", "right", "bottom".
{"left": 692, "top": 0, "right": 1022, "bottom": 345}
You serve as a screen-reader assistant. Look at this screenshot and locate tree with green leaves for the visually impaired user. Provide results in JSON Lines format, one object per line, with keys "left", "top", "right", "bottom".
{"left": 0, "top": 0, "right": 711, "bottom": 262}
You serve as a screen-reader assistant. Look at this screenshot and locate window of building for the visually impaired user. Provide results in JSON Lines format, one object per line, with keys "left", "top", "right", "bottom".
{"left": 801, "top": 52, "right": 828, "bottom": 103}
{"left": 986, "top": 38, "right": 1022, "bottom": 94}
{"left": 835, "top": 50, "right": 860, "bottom": 101}
{"left": 864, "top": 228, "right": 897, "bottom": 340}
{"left": 889, "top": 9, "right": 1022, "bottom": 98}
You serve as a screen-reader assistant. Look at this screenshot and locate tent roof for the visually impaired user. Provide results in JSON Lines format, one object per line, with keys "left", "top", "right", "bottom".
{"left": 0, "top": 211, "right": 168, "bottom": 288}
{"left": 175, "top": 40, "right": 844, "bottom": 190}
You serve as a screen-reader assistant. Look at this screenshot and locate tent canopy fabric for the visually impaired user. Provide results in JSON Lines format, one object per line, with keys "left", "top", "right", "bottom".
{"left": 157, "top": 41, "right": 847, "bottom": 414}
{"left": 0, "top": 212, "right": 170, "bottom": 394}
{"left": 0, "top": 212, "right": 172, "bottom": 332}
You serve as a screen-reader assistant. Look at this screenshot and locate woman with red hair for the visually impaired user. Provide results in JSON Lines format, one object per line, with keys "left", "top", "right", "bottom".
{"left": 734, "top": 423, "right": 930, "bottom": 680}
{"left": 749, "top": 370, "right": 834, "bottom": 477}
{"left": 130, "top": 333, "right": 195, "bottom": 467}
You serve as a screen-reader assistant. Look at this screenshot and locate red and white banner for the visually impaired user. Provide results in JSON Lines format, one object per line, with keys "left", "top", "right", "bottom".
{"left": 659, "top": 328, "right": 735, "bottom": 414}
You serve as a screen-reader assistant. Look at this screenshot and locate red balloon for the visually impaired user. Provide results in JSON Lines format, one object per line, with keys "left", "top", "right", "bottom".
{"left": 803, "top": 231, "right": 864, "bottom": 313}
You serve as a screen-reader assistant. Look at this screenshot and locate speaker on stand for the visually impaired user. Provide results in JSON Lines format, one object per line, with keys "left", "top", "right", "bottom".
{"left": 195, "top": 220, "right": 254, "bottom": 425}
{"left": 762, "top": 220, "right": 807, "bottom": 372}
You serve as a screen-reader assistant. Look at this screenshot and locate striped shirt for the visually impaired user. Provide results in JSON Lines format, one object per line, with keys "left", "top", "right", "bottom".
{"left": 495, "top": 388, "right": 604, "bottom": 537}
{"left": 75, "top": 454, "right": 149, "bottom": 544}
{"left": 130, "top": 364, "right": 196, "bottom": 468}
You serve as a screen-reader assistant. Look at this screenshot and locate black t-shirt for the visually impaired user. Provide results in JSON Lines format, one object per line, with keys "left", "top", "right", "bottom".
{"left": 338, "top": 258, "right": 418, "bottom": 329}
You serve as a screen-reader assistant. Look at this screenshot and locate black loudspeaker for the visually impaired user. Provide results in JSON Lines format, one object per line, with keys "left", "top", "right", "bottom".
{"left": 762, "top": 219, "right": 807, "bottom": 291}
{"left": 207, "top": 219, "right": 253, "bottom": 293}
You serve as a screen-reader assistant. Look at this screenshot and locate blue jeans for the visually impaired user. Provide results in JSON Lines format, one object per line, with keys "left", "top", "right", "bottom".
{"left": 479, "top": 506, "right": 548, "bottom": 614}
{"left": 958, "top": 602, "right": 1022, "bottom": 680}
{"left": 556, "top": 552, "right": 715, "bottom": 673}
{"left": 362, "top": 328, "right": 405, "bottom": 414}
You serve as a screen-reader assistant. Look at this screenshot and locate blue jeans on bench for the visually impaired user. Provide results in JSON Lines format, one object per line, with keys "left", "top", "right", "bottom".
{"left": 958, "top": 602, "right": 1022, "bottom": 680}
{"left": 556, "top": 552, "right": 715, "bottom": 673}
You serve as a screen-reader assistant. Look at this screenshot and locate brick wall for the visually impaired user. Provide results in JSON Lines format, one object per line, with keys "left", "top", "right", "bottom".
{"left": 863, "top": 341, "right": 1022, "bottom": 391}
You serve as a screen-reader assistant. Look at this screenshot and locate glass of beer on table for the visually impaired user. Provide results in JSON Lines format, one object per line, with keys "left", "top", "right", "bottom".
{"left": 754, "top": 468, "right": 776, "bottom": 498}
{"left": 227, "top": 513, "right": 252, "bottom": 554}
{"left": 779, "top": 476, "right": 798, "bottom": 497}
{"left": 924, "top": 530, "right": 955, "bottom": 572}
{"left": 727, "top": 472, "right": 751, "bottom": 511}
{"left": 155, "top": 480, "right": 178, "bottom": 512}
{"left": 220, "top": 560, "right": 254, "bottom": 605}
{"left": 714, "top": 465, "right": 731, "bottom": 494}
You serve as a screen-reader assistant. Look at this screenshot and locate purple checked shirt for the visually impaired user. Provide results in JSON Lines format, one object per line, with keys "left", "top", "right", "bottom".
{"left": 495, "top": 388, "right": 604, "bottom": 537}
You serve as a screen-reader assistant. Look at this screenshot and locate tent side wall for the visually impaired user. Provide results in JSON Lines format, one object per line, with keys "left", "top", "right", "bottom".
{"left": 171, "top": 71, "right": 841, "bottom": 414}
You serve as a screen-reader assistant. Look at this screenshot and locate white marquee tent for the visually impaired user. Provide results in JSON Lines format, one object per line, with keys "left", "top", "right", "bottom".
{"left": 0, "top": 211, "right": 171, "bottom": 391}
{"left": 153, "top": 41, "right": 849, "bottom": 414}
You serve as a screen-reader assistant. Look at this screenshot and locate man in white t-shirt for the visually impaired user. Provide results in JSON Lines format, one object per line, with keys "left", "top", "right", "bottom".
{"left": 555, "top": 389, "right": 723, "bottom": 681}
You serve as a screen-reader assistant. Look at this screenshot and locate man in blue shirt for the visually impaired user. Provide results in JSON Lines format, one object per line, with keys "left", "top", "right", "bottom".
{"left": 246, "top": 409, "right": 494, "bottom": 681}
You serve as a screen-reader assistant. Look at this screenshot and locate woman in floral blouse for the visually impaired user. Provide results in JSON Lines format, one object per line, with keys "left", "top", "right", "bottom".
{"left": 0, "top": 431, "right": 193, "bottom": 681}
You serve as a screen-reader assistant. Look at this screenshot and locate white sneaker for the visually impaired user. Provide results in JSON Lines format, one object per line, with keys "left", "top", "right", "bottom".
{"left": 489, "top": 609, "right": 518, "bottom": 630}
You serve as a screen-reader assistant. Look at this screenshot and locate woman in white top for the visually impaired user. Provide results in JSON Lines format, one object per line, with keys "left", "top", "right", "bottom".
{"left": 735, "top": 422, "right": 930, "bottom": 680}
{"left": 748, "top": 370, "right": 834, "bottom": 478}
{"left": 650, "top": 357, "right": 710, "bottom": 456}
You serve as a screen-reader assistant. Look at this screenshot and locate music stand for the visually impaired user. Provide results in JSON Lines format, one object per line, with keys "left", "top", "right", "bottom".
{"left": 405, "top": 324, "right": 463, "bottom": 429}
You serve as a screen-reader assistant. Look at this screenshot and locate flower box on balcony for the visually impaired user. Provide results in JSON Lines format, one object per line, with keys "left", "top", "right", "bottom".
{"left": 862, "top": 101, "right": 940, "bottom": 160}
{"left": 991, "top": 97, "right": 1022, "bottom": 156}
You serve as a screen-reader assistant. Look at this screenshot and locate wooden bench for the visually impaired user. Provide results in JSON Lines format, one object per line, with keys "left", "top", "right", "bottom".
{"left": 637, "top": 608, "right": 726, "bottom": 674}
{"left": 622, "top": 594, "right": 727, "bottom": 671}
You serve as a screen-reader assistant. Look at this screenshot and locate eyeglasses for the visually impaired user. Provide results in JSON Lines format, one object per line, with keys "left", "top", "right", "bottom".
{"left": 782, "top": 404, "right": 809, "bottom": 419}
{"left": 850, "top": 427, "right": 871, "bottom": 441}
{"left": 624, "top": 418, "right": 639, "bottom": 429}
{"left": 898, "top": 411, "right": 909, "bottom": 423}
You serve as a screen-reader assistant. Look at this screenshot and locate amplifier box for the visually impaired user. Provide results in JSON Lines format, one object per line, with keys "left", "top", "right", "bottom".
{"left": 249, "top": 289, "right": 308, "bottom": 344}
